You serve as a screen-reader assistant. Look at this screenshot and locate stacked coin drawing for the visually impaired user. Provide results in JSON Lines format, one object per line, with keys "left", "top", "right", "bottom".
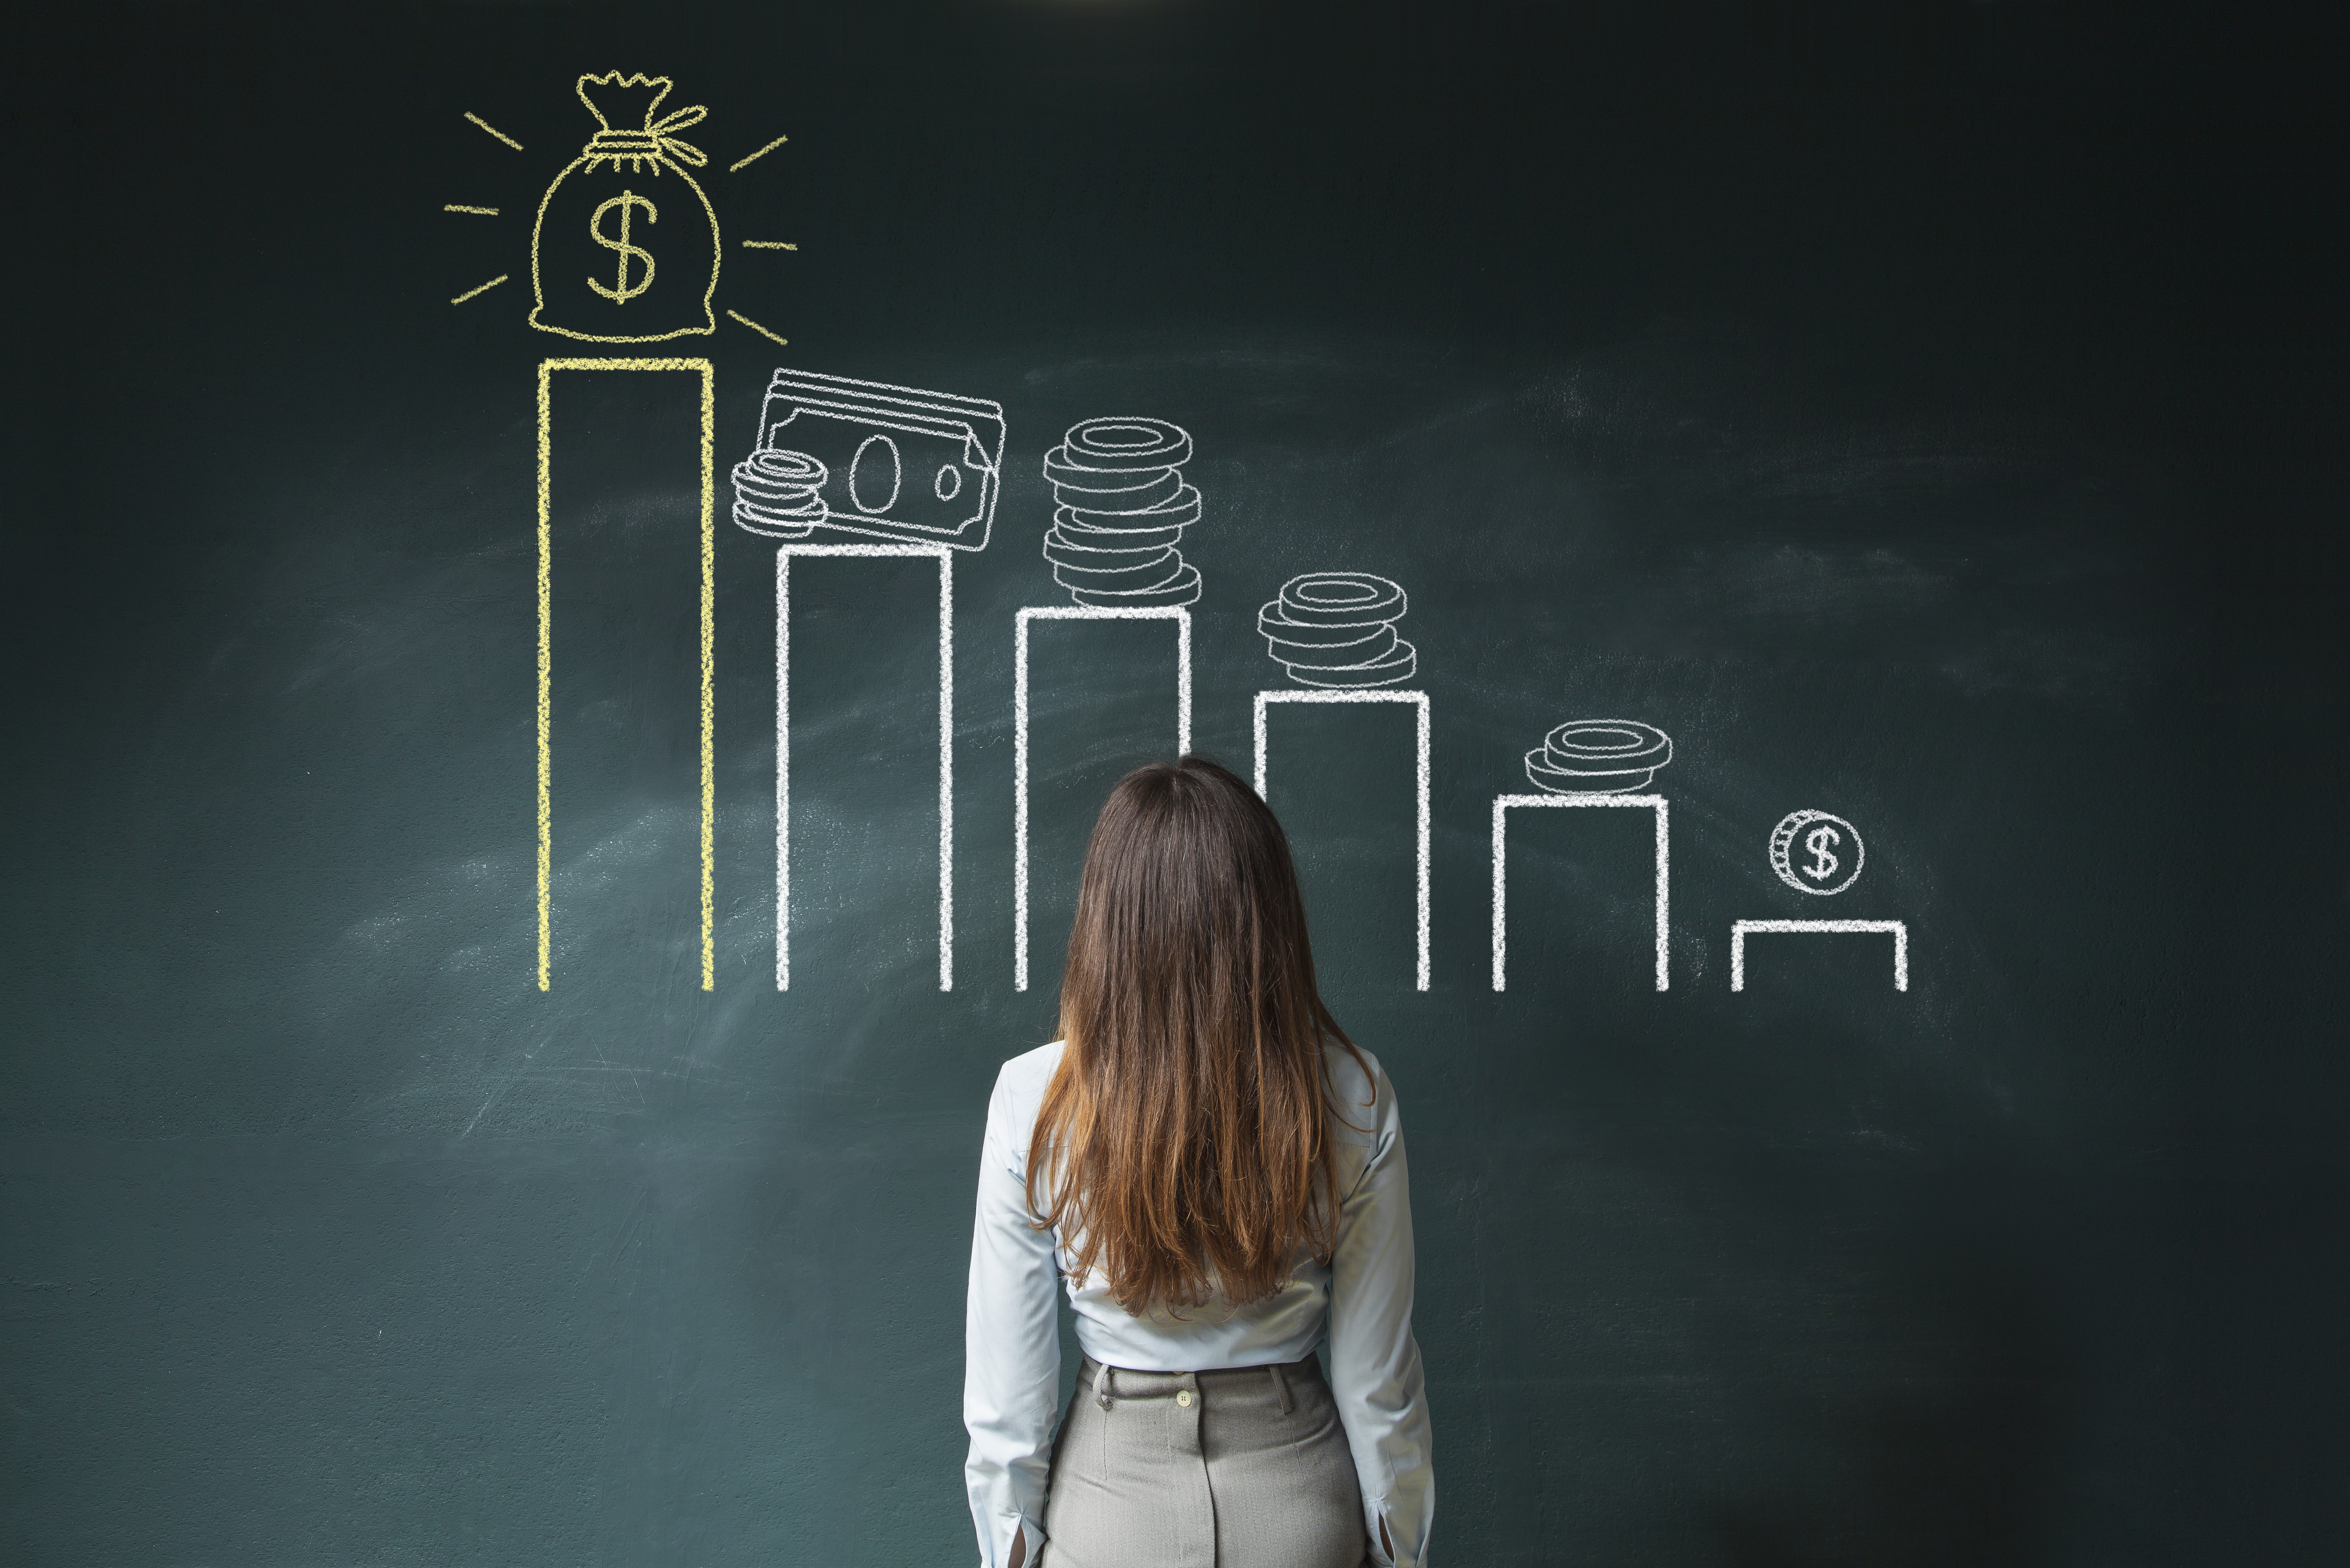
{"left": 1040, "top": 417, "right": 1204, "bottom": 607}
{"left": 731, "top": 447, "right": 828, "bottom": 539}
{"left": 1525, "top": 719, "right": 1674, "bottom": 793}
{"left": 1259, "top": 572, "right": 1419, "bottom": 688}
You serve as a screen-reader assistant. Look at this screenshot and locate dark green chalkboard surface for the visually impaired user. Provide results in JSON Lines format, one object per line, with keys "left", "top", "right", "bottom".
{"left": 7, "top": 4, "right": 2345, "bottom": 1563}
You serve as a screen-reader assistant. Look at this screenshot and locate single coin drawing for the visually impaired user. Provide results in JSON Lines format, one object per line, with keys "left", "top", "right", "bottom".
{"left": 1768, "top": 809, "right": 1865, "bottom": 896}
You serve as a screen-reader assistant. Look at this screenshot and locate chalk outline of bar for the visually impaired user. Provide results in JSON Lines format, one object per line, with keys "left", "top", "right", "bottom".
{"left": 1013, "top": 606, "right": 1193, "bottom": 992}
{"left": 1253, "top": 690, "right": 1431, "bottom": 991}
{"left": 1729, "top": 920, "right": 1908, "bottom": 992}
{"left": 536, "top": 357, "right": 715, "bottom": 994}
{"left": 1490, "top": 794, "right": 1670, "bottom": 993}
{"left": 774, "top": 543, "right": 955, "bottom": 992}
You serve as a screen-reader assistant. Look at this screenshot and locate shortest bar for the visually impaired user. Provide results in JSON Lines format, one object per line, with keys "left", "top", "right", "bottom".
{"left": 1729, "top": 919, "right": 1909, "bottom": 992}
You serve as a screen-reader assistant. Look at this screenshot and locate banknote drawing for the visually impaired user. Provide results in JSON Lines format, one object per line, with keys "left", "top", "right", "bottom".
{"left": 734, "top": 370, "right": 1004, "bottom": 550}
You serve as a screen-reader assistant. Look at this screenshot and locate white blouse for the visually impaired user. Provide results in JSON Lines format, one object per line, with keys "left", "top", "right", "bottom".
{"left": 962, "top": 1039, "right": 1434, "bottom": 1568}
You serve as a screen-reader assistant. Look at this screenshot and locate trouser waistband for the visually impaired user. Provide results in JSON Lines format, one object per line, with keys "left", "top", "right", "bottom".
{"left": 1078, "top": 1353, "right": 1320, "bottom": 1413}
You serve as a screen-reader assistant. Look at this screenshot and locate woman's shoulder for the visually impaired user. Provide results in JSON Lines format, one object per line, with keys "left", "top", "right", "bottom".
{"left": 1322, "top": 1040, "right": 1400, "bottom": 1150}
{"left": 987, "top": 1040, "right": 1066, "bottom": 1135}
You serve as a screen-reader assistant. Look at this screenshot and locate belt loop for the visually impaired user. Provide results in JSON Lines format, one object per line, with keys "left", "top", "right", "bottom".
{"left": 1094, "top": 1361, "right": 1115, "bottom": 1411}
{"left": 1269, "top": 1361, "right": 1292, "bottom": 1416}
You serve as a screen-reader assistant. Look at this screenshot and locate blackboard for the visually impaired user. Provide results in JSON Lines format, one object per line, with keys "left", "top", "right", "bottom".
{"left": 7, "top": 3, "right": 2345, "bottom": 1563}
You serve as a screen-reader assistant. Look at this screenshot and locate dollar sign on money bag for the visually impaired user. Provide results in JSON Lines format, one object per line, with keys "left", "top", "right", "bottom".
{"left": 1803, "top": 824, "right": 1840, "bottom": 882}
{"left": 588, "top": 192, "right": 658, "bottom": 301}
{"left": 529, "top": 73, "right": 719, "bottom": 342}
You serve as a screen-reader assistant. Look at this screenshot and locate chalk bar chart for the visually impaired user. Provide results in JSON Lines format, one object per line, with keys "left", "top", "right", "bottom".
{"left": 1490, "top": 793, "right": 1671, "bottom": 992}
{"left": 1730, "top": 920, "right": 1909, "bottom": 992}
{"left": 775, "top": 544, "right": 955, "bottom": 992}
{"left": 535, "top": 356, "right": 717, "bottom": 993}
{"left": 1254, "top": 689, "right": 1432, "bottom": 991}
{"left": 1014, "top": 606, "right": 1193, "bottom": 991}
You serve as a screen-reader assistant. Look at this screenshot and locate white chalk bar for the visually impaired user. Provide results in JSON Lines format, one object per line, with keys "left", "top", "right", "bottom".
{"left": 1254, "top": 690, "right": 1431, "bottom": 991}
{"left": 777, "top": 544, "right": 955, "bottom": 992}
{"left": 1729, "top": 919, "right": 1909, "bottom": 992}
{"left": 1490, "top": 793, "right": 1670, "bottom": 993}
{"left": 1014, "top": 606, "right": 1193, "bottom": 991}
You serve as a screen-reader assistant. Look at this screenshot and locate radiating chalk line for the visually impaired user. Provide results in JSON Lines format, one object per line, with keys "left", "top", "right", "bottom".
{"left": 741, "top": 240, "right": 799, "bottom": 250}
{"left": 443, "top": 204, "right": 500, "bottom": 216}
{"left": 730, "top": 134, "right": 790, "bottom": 173}
{"left": 451, "top": 274, "right": 509, "bottom": 305}
{"left": 1490, "top": 793, "right": 1670, "bottom": 992}
{"left": 1730, "top": 920, "right": 1908, "bottom": 992}
{"left": 535, "top": 358, "right": 716, "bottom": 993}
{"left": 725, "top": 308, "right": 789, "bottom": 346}
{"left": 466, "top": 112, "right": 524, "bottom": 150}
{"left": 774, "top": 543, "right": 956, "bottom": 992}
{"left": 1254, "top": 689, "right": 1431, "bottom": 991}
{"left": 1014, "top": 606, "right": 1193, "bottom": 991}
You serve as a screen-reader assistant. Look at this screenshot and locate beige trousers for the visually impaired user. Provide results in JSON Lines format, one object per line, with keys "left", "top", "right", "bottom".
{"left": 1041, "top": 1354, "right": 1371, "bottom": 1568}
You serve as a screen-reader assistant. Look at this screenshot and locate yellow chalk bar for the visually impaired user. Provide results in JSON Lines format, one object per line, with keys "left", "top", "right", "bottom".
{"left": 536, "top": 359, "right": 716, "bottom": 992}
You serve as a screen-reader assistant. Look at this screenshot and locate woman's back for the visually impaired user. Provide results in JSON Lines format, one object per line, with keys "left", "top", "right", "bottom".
{"left": 977, "top": 1036, "right": 1406, "bottom": 1374}
{"left": 961, "top": 757, "right": 1432, "bottom": 1568}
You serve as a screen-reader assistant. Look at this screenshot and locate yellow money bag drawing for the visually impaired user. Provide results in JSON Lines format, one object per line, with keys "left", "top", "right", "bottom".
{"left": 529, "top": 73, "right": 721, "bottom": 342}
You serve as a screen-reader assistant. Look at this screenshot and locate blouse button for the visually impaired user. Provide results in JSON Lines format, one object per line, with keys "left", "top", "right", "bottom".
{"left": 1176, "top": 1390, "right": 1193, "bottom": 1407}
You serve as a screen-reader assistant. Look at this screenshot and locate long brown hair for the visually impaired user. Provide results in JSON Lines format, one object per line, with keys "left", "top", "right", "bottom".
{"left": 1026, "top": 756, "right": 1365, "bottom": 1313}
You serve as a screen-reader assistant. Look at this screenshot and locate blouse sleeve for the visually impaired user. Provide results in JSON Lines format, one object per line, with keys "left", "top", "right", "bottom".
{"left": 962, "top": 1062, "right": 1062, "bottom": 1568}
{"left": 1325, "top": 1060, "right": 1434, "bottom": 1567}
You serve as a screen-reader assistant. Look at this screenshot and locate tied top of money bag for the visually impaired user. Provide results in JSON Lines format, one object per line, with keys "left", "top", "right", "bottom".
{"left": 572, "top": 72, "right": 708, "bottom": 175}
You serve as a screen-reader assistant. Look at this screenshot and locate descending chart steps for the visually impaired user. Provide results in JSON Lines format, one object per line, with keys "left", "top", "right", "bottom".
{"left": 1013, "top": 606, "right": 1194, "bottom": 991}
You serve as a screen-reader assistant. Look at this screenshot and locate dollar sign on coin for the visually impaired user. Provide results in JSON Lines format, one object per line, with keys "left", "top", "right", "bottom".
{"left": 1769, "top": 810, "right": 1864, "bottom": 896}
{"left": 587, "top": 190, "right": 657, "bottom": 303}
{"left": 1803, "top": 823, "right": 1841, "bottom": 882}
